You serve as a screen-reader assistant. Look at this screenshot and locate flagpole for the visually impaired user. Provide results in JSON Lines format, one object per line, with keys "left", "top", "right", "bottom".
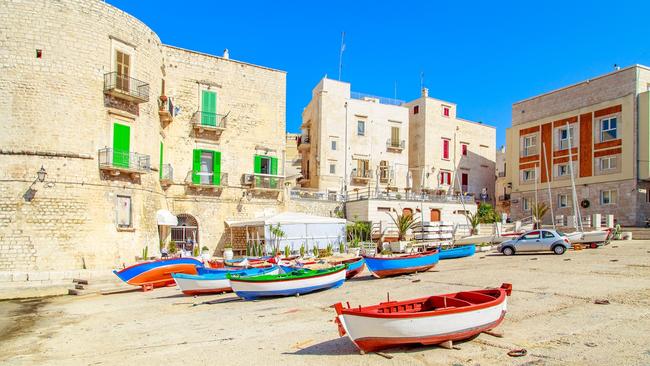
{"left": 338, "top": 32, "right": 345, "bottom": 81}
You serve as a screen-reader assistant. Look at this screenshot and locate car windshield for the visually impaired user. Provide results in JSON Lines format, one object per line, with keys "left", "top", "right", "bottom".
{"left": 555, "top": 230, "right": 566, "bottom": 237}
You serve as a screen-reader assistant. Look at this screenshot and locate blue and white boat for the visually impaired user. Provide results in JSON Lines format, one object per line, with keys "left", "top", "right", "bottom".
{"left": 439, "top": 245, "right": 476, "bottom": 260}
{"left": 172, "top": 265, "right": 279, "bottom": 295}
{"left": 363, "top": 250, "right": 439, "bottom": 278}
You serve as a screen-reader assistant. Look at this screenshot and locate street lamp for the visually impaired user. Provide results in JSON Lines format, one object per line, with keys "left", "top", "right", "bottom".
{"left": 36, "top": 165, "right": 47, "bottom": 183}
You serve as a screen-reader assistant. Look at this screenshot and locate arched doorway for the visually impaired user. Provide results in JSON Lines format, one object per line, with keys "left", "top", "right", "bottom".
{"left": 171, "top": 214, "right": 199, "bottom": 254}
{"left": 402, "top": 208, "right": 413, "bottom": 217}
{"left": 430, "top": 209, "right": 441, "bottom": 222}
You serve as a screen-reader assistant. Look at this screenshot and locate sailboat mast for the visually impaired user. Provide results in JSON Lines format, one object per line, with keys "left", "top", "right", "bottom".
{"left": 542, "top": 143, "right": 556, "bottom": 229}
{"left": 566, "top": 122, "right": 583, "bottom": 232}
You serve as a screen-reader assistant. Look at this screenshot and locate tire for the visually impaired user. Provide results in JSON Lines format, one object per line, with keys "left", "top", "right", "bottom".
{"left": 502, "top": 247, "right": 515, "bottom": 256}
{"left": 552, "top": 245, "right": 566, "bottom": 255}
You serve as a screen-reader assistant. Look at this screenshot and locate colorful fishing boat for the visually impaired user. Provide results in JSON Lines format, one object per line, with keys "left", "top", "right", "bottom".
{"left": 333, "top": 283, "right": 513, "bottom": 352}
{"left": 330, "top": 257, "right": 365, "bottom": 279}
{"left": 438, "top": 245, "right": 476, "bottom": 260}
{"left": 113, "top": 257, "right": 202, "bottom": 287}
{"left": 171, "top": 265, "right": 280, "bottom": 295}
{"left": 229, "top": 265, "right": 346, "bottom": 300}
{"left": 363, "top": 250, "right": 439, "bottom": 278}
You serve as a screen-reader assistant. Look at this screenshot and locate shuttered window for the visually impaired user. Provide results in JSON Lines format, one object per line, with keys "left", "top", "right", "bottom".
{"left": 442, "top": 139, "right": 450, "bottom": 160}
{"left": 192, "top": 149, "right": 221, "bottom": 185}
{"left": 201, "top": 90, "right": 217, "bottom": 126}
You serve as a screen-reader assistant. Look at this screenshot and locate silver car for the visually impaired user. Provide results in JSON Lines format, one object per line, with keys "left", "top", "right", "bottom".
{"left": 498, "top": 229, "right": 570, "bottom": 255}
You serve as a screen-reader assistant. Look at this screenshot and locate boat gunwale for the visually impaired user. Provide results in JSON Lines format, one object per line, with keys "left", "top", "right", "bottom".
{"left": 114, "top": 257, "right": 202, "bottom": 274}
{"left": 362, "top": 250, "right": 438, "bottom": 261}
{"left": 229, "top": 265, "right": 346, "bottom": 283}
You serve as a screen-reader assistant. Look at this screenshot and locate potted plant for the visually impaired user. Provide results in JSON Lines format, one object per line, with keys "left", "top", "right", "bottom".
{"left": 312, "top": 245, "right": 320, "bottom": 258}
{"left": 464, "top": 211, "right": 481, "bottom": 235}
{"left": 223, "top": 243, "right": 234, "bottom": 260}
{"left": 388, "top": 211, "right": 419, "bottom": 253}
{"left": 347, "top": 239, "right": 361, "bottom": 256}
{"left": 201, "top": 246, "right": 211, "bottom": 260}
{"left": 531, "top": 202, "right": 550, "bottom": 229}
{"left": 299, "top": 243, "right": 306, "bottom": 258}
{"left": 283, "top": 245, "right": 291, "bottom": 259}
{"left": 338, "top": 241, "right": 345, "bottom": 254}
{"left": 167, "top": 241, "right": 178, "bottom": 257}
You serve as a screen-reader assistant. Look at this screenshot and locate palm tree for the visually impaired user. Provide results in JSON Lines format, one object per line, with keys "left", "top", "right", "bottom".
{"left": 388, "top": 211, "right": 420, "bottom": 241}
{"left": 464, "top": 211, "right": 481, "bottom": 235}
{"left": 531, "top": 202, "right": 550, "bottom": 229}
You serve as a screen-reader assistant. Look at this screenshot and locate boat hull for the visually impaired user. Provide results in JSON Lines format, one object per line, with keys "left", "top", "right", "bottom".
{"left": 439, "top": 245, "right": 475, "bottom": 260}
{"left": 172, "top": 266, "right": 279, "bottom": 295}
{"left": 363, "top": 251, "right": 439, "bottom": 278}
{"left": 567, "top": 229, "right": 611, "bottom": 245}
{"left": 230, "top": 267, "right": 346, "bottom": 300}
{"left": 334, "top": 284, "right": 511, "bottom": 352}
{"left": 113, "top": 258, "right": 202, "bottom": 287}
{"left": 344, "top": 258, "right": 365, "bottom": 279}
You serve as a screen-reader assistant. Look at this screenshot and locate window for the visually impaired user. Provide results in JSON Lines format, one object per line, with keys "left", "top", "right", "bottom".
{"left": 522, "top": 169, "right": 536, "bottom": 182}
{"left": 600, "top": 189, "right": 617, "bottom": 205}
{"left": 192, "top": 149, "right": 222, "bottom": 185}
{"left": 599, "top": 156, "right": 617, "bottom": 171}
{"left": 557, "top": 164, "right": 569, "bottom": 177}
{"left": 558, "top": 194, "right": 569, "bottom": 208}
{"left": 379, "top": 160, "right": 389, "bottom": 181}
{"left": 115, "top": 50, "right": 130, "bottom": 91}
{"left": 442, "top": 139, "right": 450, "bottom": 160}
{"left": 439, "top": 171, "right": 451, "bottom": 185}
{"left": 600, "top": 117, "right": 617, "bottom": 142}
{"left": 461, "top": 172, "right": 468, "bottom": 191}
{"left": 116, "top": 195, "right": 132, "bottom": 228}
{"left": 542, "top": 231, "right": 555, "bottom": 239}
{"left": 522, "top": 197, "right": 530, "bottom": 212}
{"left": 357, "top": 120, "right": 365, "bottom": 136}
{"left": 461, "top": 143, "right": 468, "bottom": 156}
{"left": 522, "top": 231, "right": 539, "bottom": 240}
{"left": 558, "top": 126, "right": 575, "bottom": 150}
{"left": 329, "top": 163, "right": 336, "bottom": 174}
{"left": 390, "top": 126, "right": 400, "bottom": 146}
{"left": 442, "top": 105, "right": 450, "bottom": 117}
{"left": 355, "top": 159, "right": 370, "bottom": 177}
{"left": 522, "top": 135, "right": 537, "bottom": 156}
{"left": 331, "top": 140, "right": 337, "bottom": 150}
{"left": 201, "top": 90, "right": 218, "bottom": 126}
{"left": 413, "top": 105, "right": 419, "bottom": 114}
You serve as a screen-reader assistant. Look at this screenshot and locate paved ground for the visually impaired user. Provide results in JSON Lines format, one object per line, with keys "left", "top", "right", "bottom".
{"left": 2, "top": 241, "right": 650, "bottom": 366}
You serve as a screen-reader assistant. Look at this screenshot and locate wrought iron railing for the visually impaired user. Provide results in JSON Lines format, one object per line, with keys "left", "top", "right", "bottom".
{"left": 158, "top": 97, "right": 174, "bottom": 117}
{"left": 160, "top": 163, "right": 173, "bottom": 181}
{"left": 351, "top": 169, "right": 372, "bottom": 179}
{"left": 289, "top": 189, "right": 345, "bottom": 202}
{"left": 98, "top": 148, "right": 150, "bottom": 172}
{"left": 345, "top": 187, "right": 475, "bottom": 203}
{"left": 191, "top": 111, "right": 227, "bottom": 128}
{"left": 242, "top": 173, "right": 285, "bottom": 190}
{"left": 103, "top": 72, "right": 150, "bottom": 102}
{"left": 300, "top": 135, "right": 311, "bottom": 144}
{"left": 498, "top": 194, "right": 511, "bottom": 201}
{"left": 184, "top": 170, "right": 228, "bottom": 186}
{"left": 386, "top": 139, "right": 405, "bottom": 149}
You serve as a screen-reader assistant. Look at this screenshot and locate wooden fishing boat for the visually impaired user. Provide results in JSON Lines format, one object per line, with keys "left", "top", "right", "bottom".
{"left": 565, "top": 229, "right": 612, "bottom": 247}
{"left": 363, "top": 250, "right": 439, "bottom": 278}
{"left": 438, "top": 245, "right": 475, "bottom": 260}
{"left": 329, "top": 257, "right": 365, "bottom": 279}
{"left": 229, "top": 265, "right": 346, "bottom": 300}
{"left": 333, "top": 283, "right": 513, "bottom": 352}
{"left": 113, "top": 257, "right": 202, "bottom": 287}
{"left": 171, "top": 265, "right": 279, "bottom": 295}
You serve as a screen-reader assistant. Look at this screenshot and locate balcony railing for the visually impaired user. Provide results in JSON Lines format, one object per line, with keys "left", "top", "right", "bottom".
{"left": 298, "top": 135, "right": 311, "bottom": 149}
{"left": 498, "top": 194, "right": 511, "bottom": 201}
{"left": 103, "top": 72, "right": 150, "bottom": 103}
{"left": 98, "top": 148, "right": 150, "bottom": 174}
{"left": 350, "top": 91, "right": 404, "bottom": 106}
{"left": 242, "top": 173, "right": 285, "bottom": 190}
{"left": 497, "top": 171, "right": 506, "bottom": 177}
{"left": 185, "top": 170, "right": 228, "bottom": 189}
{"left": 191, "top": 111, "right": 227, "bottom": 130}
{"left": 160, "top": 164, "right": 173, "bottom": 185}
{"left": 289, "top": 189, "right": 344, "bottom": 202}
{"left": 158, "top": 97, "right": 174, "bottom": 124}
{"left": 351, "top": 169, "right": 372, "bottom": 182}
{"left": 346, "top": 187, "right": 475, "bottom": 203}
{"left": 386, "top": 139, "right": 405, "bottom": 151}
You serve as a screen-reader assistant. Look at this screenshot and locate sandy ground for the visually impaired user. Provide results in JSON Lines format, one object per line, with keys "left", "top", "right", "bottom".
{"left": 1, "top": 242, "right": 650, "bottom": 366}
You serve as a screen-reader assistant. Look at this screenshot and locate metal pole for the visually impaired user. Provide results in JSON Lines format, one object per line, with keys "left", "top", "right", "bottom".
{"left": 566, "top": 122, "right": 583, "bottom": 232}
{"left": 338, "top": 32, "right": 345, "bottom": 81}
{"left": 542, "top": 143, "right": 556, "bottom": 229}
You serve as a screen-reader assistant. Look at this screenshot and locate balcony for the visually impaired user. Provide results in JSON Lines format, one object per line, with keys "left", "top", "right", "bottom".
{"left": 191, "top": 111, "right": 227, "bottom": 138}
{"left": 386, "top": 139, "right": 405, "bottom": 152}
{"left": 185, "top": 170, "right": 228, "bottom": 191}
{"left": 498, "top": 194, "right": 511, "bottom": 202}
{"left": 103, "top": 72, "right": 149, "bottom": 103}
{"left": 160, "top": 163, "right": 173, "bottom": 187}
{"left": 98, "top": 148, "right": 150, "bottom": 178}
{"left": 351, "top": 169, "right": 372, "bottom": 183}
{"left": 242, "top": 173, "right": 285, "bottom": 191}
{"left": 158, "top": 96, "right": 174, "bottom": 125}
{"left": 298, "top": 135, "right": 311, "bottom": 150}
{"left": 378, "top": 168, "right": 393, "bottom": 184}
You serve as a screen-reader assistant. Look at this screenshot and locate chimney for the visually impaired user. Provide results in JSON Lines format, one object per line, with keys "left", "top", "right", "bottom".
{"left": 421, "top": 87, "right": 429, "bottom": 98}
{"left": 223, "top": 49, "right": 230, "bottom": 59}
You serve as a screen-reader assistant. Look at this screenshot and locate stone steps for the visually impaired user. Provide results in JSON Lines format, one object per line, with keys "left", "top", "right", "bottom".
{"left": 67, "top": 277, "right": 131, "bottom": 296}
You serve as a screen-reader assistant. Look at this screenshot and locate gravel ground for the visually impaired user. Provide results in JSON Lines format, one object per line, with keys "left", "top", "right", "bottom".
{"left": 1, "top": 241, "right": 650, "bottom": 366}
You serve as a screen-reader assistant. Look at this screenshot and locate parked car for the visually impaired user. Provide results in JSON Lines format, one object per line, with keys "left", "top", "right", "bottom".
{"left": 497, "top": 229, "right": 571, "bottom": 255}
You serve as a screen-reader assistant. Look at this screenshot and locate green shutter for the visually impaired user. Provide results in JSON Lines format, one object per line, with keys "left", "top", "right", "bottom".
{"left": 270, "top": 157, "right": 278, "bottom": 189}
{"left": 212, "top": 151, "right": 221, "bottom": 186}
{"left": 254, "top": 155, "right": 262, "bottom": 174}
{"left": 201, "top": 90, "right": 217, "bottom": 126}
{"left": 112, "top": 123, "right": 130, "bottom": 168}
{"left": 192, "top": 149, "right": 201, "bottom": 184}
{"left": 159, "top": 141, "right": 163, "bottom": 179}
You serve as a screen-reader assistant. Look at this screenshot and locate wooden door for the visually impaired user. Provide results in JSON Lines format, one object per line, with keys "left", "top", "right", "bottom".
{"left": 116, "top": 51, "right": 130, "bottom": 91}
{"left": 430, "top": 209, "right": 441, "bottom": 222}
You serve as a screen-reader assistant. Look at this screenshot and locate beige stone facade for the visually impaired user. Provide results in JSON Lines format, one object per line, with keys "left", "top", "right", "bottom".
{"left": 285, "top": 133, "right": 301, "bottom": 185}
{"left": 0, "top": 0, "right": 340, "bottom": 282}
{"left": 404, "top": 89, "right": 497, "bottom": 203}
{"left": 505, "top": 65, "right": 650, "bottom": 226}
{"left": 299, "top": 78, "right": 410, "bottom": 194}
{"left": 495, "top": 146, "right": 511, "bottom": 215}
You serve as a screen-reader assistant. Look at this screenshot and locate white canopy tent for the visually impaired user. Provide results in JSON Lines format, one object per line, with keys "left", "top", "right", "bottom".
{"left": 225, "top": 212, "right": 346, "bottom": 253}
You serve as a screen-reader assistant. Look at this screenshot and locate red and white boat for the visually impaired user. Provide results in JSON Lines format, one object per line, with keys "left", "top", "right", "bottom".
{"left": 332, "top": 283, "right": 512, "bottom": 352}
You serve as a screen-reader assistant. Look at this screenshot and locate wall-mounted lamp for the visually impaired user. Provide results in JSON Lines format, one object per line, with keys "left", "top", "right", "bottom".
{"left": 37, "top": 165, "right": 47, "bottom": 182}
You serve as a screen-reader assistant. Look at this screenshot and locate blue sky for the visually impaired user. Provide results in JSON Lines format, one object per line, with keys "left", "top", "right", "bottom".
{"left": 107, "top": 0, "right": 650, "bottom": 147}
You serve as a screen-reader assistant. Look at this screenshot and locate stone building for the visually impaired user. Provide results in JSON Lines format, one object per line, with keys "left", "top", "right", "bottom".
{"left": 284, "top": 133, "right": 302, "bottom": 186}
{"left": 0, "top": 0, "right": 339, "bottom": 286}
{"left": 299, "top": 78, "right": 411, "bottom": 194}
{"left": 504, "top": 65, "right": 650, "bottom": 226}
{"left": 404, "top": 88, "right": 497, "bottom": 203}
{"left": 495, "top": 146, "right": 511, "bottom": 215}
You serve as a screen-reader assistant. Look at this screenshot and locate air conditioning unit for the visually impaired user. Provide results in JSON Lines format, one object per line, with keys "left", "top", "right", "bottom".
{"left": 241, "top": 174, "right": 254, "bottom": 187}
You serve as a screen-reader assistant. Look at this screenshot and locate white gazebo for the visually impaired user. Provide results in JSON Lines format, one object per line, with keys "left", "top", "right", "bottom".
{"left": 225, "top": 212, "right": 346, "bottom": 254}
